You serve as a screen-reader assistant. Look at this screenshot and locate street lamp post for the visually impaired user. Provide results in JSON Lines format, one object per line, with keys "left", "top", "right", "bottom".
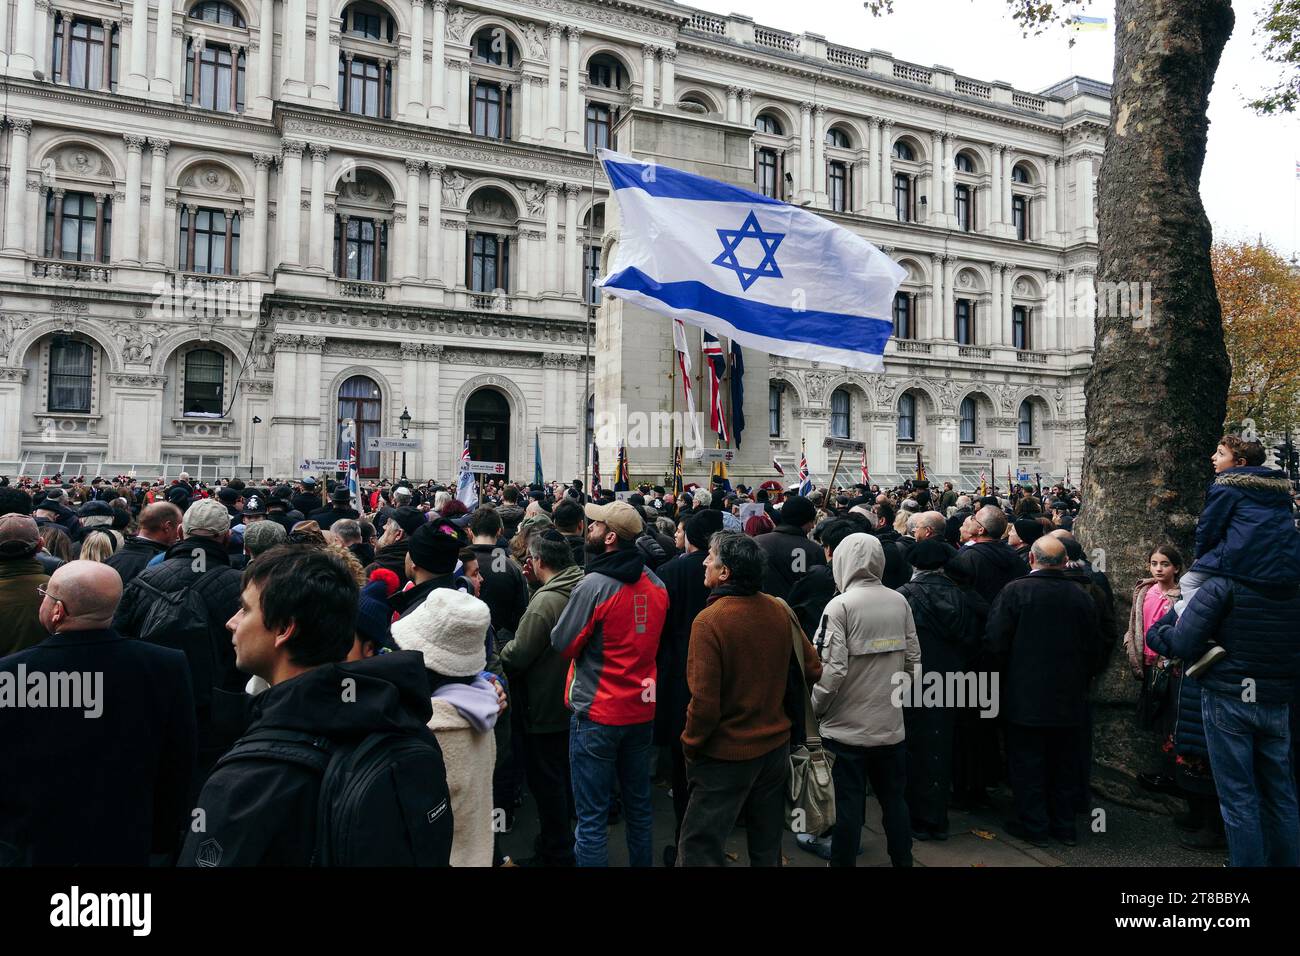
{"left": 250, "top": 416, "right": 262, "bottom": 479}
{"left": 399, "top": 406, "right": 412, "bottom": 481}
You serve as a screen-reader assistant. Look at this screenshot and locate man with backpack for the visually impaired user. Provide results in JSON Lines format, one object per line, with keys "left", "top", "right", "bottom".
{"left": 113, "top": 498, "right": 243, "bottom": 781}
{"left": 180, "top": 545, "right": 454, "bottom": 866}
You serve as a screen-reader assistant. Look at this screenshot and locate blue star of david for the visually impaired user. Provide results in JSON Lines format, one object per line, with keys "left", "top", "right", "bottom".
{"left": 712, "top": 211, "right": 785, "bottom": 292}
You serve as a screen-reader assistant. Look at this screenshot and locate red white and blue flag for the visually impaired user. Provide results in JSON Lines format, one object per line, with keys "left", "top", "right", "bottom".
{"left": 591, "top": 443, "right": 602, "bottom": 497}
{"left": 456, "top": 438, "right": 478, "bottom": 509}
{"left": 798, "top": 442, "right": 812, "bottom": 496}
{"left": 702, "top": 329, "right": 728, "bottom": 443}
{"left": 860, "top": 447, "right": 870, "bottom": 487}
{"left": 772, "top": 456, "right": 785, "bottom": 477}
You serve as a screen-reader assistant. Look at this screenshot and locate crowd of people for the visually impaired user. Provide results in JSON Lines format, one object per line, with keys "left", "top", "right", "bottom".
{"left": 1, "top": 433, "right": 1298, "bottom": 867}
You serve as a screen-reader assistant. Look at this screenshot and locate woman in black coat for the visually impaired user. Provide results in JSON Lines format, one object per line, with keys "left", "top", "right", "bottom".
{"left": 898, "top": 540, "right": 988, "bottom": 840}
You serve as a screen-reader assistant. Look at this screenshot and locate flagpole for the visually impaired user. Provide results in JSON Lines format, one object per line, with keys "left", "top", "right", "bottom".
{"left": 582, "top": 143, "right": 599, "bottom": 502}
{"left": 827, "top": 449, "right": 845, "bottom": 496}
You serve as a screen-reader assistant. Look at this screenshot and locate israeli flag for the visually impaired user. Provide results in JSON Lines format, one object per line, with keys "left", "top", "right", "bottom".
{"left": 597, "top": 149, "right": 906, "bottom": 372}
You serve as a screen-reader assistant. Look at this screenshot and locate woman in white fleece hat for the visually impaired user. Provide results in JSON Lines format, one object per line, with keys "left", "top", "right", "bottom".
{"left": 391, "top": 586, "right": 499, "bottom": 867}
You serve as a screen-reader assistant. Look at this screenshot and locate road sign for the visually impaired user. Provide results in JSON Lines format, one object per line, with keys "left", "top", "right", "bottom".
{"left": 467, "top": 460, "right": 506, "bottom": 475}
{"left": 368, "top": 437, "right": 423, "bottom": 452}
{"left": 822, "top": 437, "right": 866, "bottom": 454}
{"left": 299, "top": 458, "right": 348, "bottom": 472}
{"left": 691, "top": 449, "right": 736, "bottom": 463}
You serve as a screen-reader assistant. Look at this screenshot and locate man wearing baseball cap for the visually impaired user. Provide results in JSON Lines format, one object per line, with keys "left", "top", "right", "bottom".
{"left": 550, "top": 499, "right": 669, "bottom": 867}
{"left": 114, "top": 497, "right": 243, "bottom": 782}
{"left": 0, "top": 514, "right": 50, "bottom": 656}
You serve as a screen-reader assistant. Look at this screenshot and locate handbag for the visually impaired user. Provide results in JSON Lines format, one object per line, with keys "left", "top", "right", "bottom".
{"left": 783, "top": 608, "right": 836, "bottom": 835}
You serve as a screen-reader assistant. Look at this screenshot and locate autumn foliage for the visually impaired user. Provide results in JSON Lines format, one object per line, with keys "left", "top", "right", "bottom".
{"left": 1211, "top": 240, "right": 1300, "bottom": 434}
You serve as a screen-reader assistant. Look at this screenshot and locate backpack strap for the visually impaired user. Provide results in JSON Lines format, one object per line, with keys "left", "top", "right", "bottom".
{"left": 215, "top": 729, "right": 334, "bottom": 775}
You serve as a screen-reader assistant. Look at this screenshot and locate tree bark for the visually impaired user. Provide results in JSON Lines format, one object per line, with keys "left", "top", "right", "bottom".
{"left": 1077, "top": 0, "right": 1235, "bottom": 798}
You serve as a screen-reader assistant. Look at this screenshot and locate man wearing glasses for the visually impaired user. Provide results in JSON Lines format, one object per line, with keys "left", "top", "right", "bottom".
{"left": 0, "top": 560, "right": 196, "bottom": 865}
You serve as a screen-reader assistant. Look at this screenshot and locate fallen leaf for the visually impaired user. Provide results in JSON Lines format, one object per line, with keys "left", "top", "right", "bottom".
{"left": 725, "top": 851, "right": 739, "bottom": 862}
{"left": 970, "top": 829, "right": 996, "bottom": 841}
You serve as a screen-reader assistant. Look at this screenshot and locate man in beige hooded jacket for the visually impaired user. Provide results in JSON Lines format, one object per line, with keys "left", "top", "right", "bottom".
{"left": 812, "top": 532, "right": 920, "bottom": 867}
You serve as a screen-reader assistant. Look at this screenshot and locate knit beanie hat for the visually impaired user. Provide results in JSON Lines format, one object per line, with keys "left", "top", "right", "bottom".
{"left": 685, "top": 509, "right": 724, "bottom": 550}
{"left": 779, "top": 495, "right": 816, "bottom": 528}
{"left": 909, "top": 539, "right": 957, "bottom": 571}
{"left": 1013, "top": 518, "right": 1046, "bottom": 546}
{"left": 391, "top": 587, "right": 489, "bottom": 678}
{"left": 356, "top": 570, "right": 400, "bottom": 653}
{"left": 407, "top": 523, "right": 461, "bottom": 575}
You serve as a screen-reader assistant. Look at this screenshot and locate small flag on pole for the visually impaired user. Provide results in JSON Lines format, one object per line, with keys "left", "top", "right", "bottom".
{"left": 1069, "top": 14, "right": 1108, "bottom": 32}
{"left": 860, "top": 446, "right": 870, "bottom": 487}
{"left": 672, "top": 446, "right": 683, "bottom": 495}
{"left": 798, "top": 441, "right": 812, "bottom": 496}
{"left": 915, "top": 448, "right": 927, "bottom": 483}
{"left": 772, "top": 456, "right": 785, "bottom": 477}
{"left": 456, "top": 438, "right": 478, "bottom": 510}
{"left": 614, "top": 443, "right": 630, "bottom": 492}
{"left": 534, "top": 429, "right": 544, "bottom": 486}
{"left": 979, "top": 470, "right": 988, "bottom": 497}
{"left": 673, "top": 318, "right": 703, "bottom": 449}
{"left": 702, "top": 330, "right": 729, "bottom": 442}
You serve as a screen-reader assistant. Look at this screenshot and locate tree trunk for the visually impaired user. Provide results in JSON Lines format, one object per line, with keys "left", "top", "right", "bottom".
{"left": 1077, "top": 0, "right": 1235, "bottom": 801}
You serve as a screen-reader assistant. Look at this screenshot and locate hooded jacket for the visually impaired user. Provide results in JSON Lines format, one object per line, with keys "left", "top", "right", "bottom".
{"left": 427, "top": 677, "right": 499, "bottom": 867}
{"left": 1191, "top": 466, "right": 1300, "bottom": 585}
{"left": 500, "top": 563, "right": 584, "bottom": 734}
{"left": 550, "top": 548, "right": 667, "bottom": 726}
{"left": 179, "top": 651, "right": 441, "bottom": 866}
{"left": 811, "top": 534, "right": 921, "bottom": 748}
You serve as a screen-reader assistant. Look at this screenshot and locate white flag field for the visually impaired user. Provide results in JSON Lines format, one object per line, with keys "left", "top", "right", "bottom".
{"left": 596, "top": 149, "right": 906, "bottom": 372}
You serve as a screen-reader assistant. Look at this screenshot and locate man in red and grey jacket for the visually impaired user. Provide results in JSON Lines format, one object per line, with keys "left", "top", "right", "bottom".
{"left": 551, "top": 500, "right": 668, "bottom": 867}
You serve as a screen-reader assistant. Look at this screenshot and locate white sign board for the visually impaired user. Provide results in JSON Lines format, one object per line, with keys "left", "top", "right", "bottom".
{"left": 299, "top": 458, "right": 348, "bottom": 472}
{"left": 467, "top": 460, "right": 506, "bottom": 475}
{"left": 739, "top": 502, "right": 767, "bottom": 522}
{"left": 614, "top": 490, "right": 634, "bottom": 502}
{"left": 692, "top": 449, "right": 736, "bottom": 464}
{"left": 822, "top": 437, "right": 866, "bottom": 454}
{"left": 368, "top": 437, "right": 423, "bottom": 452}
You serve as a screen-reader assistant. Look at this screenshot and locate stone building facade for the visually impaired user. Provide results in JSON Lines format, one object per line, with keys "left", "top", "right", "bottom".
{"left": 0, "top": 0, "right": 1107, "bottom": 487}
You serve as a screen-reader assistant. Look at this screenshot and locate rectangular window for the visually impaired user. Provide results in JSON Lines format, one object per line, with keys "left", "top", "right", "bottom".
{"left": 48, "top": 340, "right": 93, "bottom": 413}
{"left": 769, "top": 384, "right": 781, "bottom": 436}
{"left": 955, "top": 298, "right": 973, "bottom": 345}
{"left": 339, "top": 56, "right": 389, "bottom": 118}
{"left": 44, "top": 191, "right": 111, "bottom": 263}
{"left": 185, "top": 42, "right": 245, "bottom": 112}
{"left": 1013, "top": 194, "right": 1028, "bottom": 240}
{"left": 828, "top": 162, "right": 847, "bottom": 212}
{"left": 893, "top": 292, "right": 912, "bottom": 339}
{"left": 894, "top": 173, "right": 912, "bottom": 222}
{"left": 756, "top": 148, "right": 779, "bottom": 199}
{"left": 955, "top": 184, "right": 971, "bottom": 231}
{"left": 585, "top": 102, "right": 612, "bottom": 153}
{"left": 470, "top": 234, "right": 510, "bottom": 293}
{"left": 179, "top": 208, "right": 240, "bottom": 275}
{"left": 53, "top": 17, "right": 118, "bottom": 92}
{"left": 583, "top": 244, "right": 601, "bottom": 305}
{"left": 335, "top": 217, "right": 387, "bottom": 281}
{"left": 1012, "top": 305, "right": 1029, "bottom": 350}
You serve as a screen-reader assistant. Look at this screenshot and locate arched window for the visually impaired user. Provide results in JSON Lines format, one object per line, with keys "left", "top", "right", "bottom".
{"left": 49, "top": 339, "right": 94, "bottom": 413}
{"left": 955, "top": 151, "right": 975, "bottom": 173}
{"left": 897, "top": 393, "right": 915, "bottom": 441}
{"left": 754, "top": 113, "right": 782, "bottom": 135}
{"left": 588, "top": 54, "right": 626, "bottom": 90}
{"left": 339, "top": 2, "right": 395, "bottom": 118}
{"left": 472, "top": 26, "right": 518, "bottom": 67}
{"left": 959, "top": 397, "right": 976, "bottom": 444}
{"left": 1012, "top": 164, "right": 1031, "bottom": 184}
{"left": 183, "top": 349, "right": 225, "bottom": 416}
{"left": 338, "top": 375, "right": 382, "bottom": 476}
{"left": 892, "top": 140, "right": 914, "bottom": 161}
{"left": 469, "top": 27, "right": 518, "bottom": 141}
{"left": 1018, "top": 402, "right": 1033, "bottom": 446}
{"left": 830, "top": 389, "right": 850, "bottom": 438}
{"left": 465, "top": 388, "right": 511, "bottom": 477}
{"left": 1011, "top": 163, "right": 1032, "bottom": 239}
{"left": 190, "top": 1, "right": 245, "bottom": 27}
{"left": 825, "top": 127, "right": 850, "bottom": 148}
{"left": 769, "top": 383, "right": 782, "bottom": 436}
{"left": 343, "top": 1, "right": 396, "bottom": 41}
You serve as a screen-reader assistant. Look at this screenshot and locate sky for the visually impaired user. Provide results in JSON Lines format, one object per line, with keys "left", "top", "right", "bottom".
{"left": 692, "top": 0, "right": 1300, "bottom": 261}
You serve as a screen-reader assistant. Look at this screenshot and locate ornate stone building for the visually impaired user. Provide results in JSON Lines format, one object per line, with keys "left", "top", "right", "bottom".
{"left": 0, "top": 0, "right": 1107, "bottom": 486}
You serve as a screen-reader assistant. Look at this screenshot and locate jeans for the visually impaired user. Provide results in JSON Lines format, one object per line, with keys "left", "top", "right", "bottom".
{"left": 1201, "top": 690, "right": 1299, "bottom": 867}
{"left": 677, "top": 746, "right": 788, "bottom": 867}
{"left": 569, "top": 714, "right": 654, "bottom": 867}
{"left": 825, "top": 738, "right": 912, "bottom": 867}
{"left": 525, "top": 730, "right": 575, "bottom": 865}
{"left": 1005, "top": 723, "right": 1080, "bottom": 841}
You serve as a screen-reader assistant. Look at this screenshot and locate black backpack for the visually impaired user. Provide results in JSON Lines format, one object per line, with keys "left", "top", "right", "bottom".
{"left": 131, "top": 571, "right": 236, "bottom": 711}
{"left": 214, "top": 728, "right": 454, "bottom": 866}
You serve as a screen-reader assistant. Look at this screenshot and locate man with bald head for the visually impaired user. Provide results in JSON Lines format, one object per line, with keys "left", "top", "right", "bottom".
{"left": 105, "top": 501, "right": 182, "bottom": 585}
{"left": 0, "top": 560, "right": 196, "bottom": 865}
{"left": 984, "top": 536, "right": 1101, "bottom": 848}
{"left": 949, "top": 505, "right": 1028, "bottom": 604}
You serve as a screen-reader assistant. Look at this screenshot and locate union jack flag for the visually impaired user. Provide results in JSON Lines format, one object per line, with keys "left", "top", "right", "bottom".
{"left": 591, "top": 443, "right": 601, "bottom": 497}
{"left": 860, "top": 447, "right": 870, "bottom": 487}
{"left": 702, "top": 330, "right": 728, "bottom": 443}
{"left": 798, "top": 441, "right": 812, "bottom": 496}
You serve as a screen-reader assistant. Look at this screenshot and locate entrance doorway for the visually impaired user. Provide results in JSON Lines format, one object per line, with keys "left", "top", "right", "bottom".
{"left": 465, "top": 388, "right": 510, "bottom": 479}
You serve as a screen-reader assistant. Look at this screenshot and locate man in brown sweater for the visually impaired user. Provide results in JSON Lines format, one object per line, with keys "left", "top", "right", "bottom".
{"left": 678, "top": 531, "right": 821, "bottom": 866}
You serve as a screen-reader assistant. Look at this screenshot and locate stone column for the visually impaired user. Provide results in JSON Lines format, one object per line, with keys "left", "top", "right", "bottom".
{"left": 989, "top": 143, "right": 1004, "bottom": 230}
{"left": 740, "top": 88, "right": 753, "bottom": 126}
{"left": 813, "top": 105, "right": 827, "bottom": 201}
{"left": 33, "top": 0, "right": 49, "bottom": 81}
{"left": 725, "top": 86, "right": 739, "bottom": 124}
{"left": 404, "top": 158, "right": 422, "bottom": 279}
{"left": 426, "top": 162, "right": 444, "bottom": 284}
{"left": 543, "top": 181, "right": 560, "bottom": 294}
{"left": 564, "top": 26, "right": 582, "bottom": 147}
{"left": 307, "top": 144, "right": 328, "bottom": 270}
{"left": 2, "top": 119, "right": 30, "bottom": 254}
{"left": 1001, "top": 263, "right": 1014, "bottom": 345}
{"left": 145, "top": 137, "right": 169, "bottom": 266}
{"left": 942, "top": 132, "right": 954, "bottom": 221}
{"left": 251, "top": 152, "right": 273, "bottom": 276}
{"left": 853, "top": 157, "right": 868, "bottom": 212}
{"left": 518, "top": 74, "right": 534, "bottom": 140}
{"left": 256, "top": 0, "right": 274, "bottom": 109}
{"left": 1076, "top": 153, "right": 1096, "bottom": 240}
{"left": 124, "top": 0, "right": 149, "bottom": 90}
{"left": 120, "top": 134, "right": 146, "bottom": 264}
{"left": 311, "top": 0, "right": 332, "bottom": 100}
{"left": 512, "top": 229, "right": 530, "bottom": 296}
{"left": 563, "top": 183, "right": 579, "bottom": 295}
{"left": 660, "top": 48, "right": 676, "bottom": 107}
{"left": 1002, "top": 146, "right": 1014, "bottom": 231}
{"left": 450, "top": 220, "right": 467, "bottom": 289}
{"left": 406, "top": 0, "right": 425, "bottom": 114}
{"left": 941, "top": 255, "right": 955, "bottom": 340}
{"left": 444, "top": 59, "right": 463, "bottom": 127}
{"left": 798, "top": 102, "right": 812, "bottom": 197}
{"left": 867, "top": 119, "right": 881, "bottom": 208}
{"left": 428, "top": 0, "right": 447, "bottom": 123}
{"left": 545, "top": 23, "right": 563, "bottom": 141}
{"left": 279, "top": 141, "right": 304, "bottom": 267}
{"left": 282, "top": 0, "right": 307, "bottom": 93}
{"left": 1052, "top": 269, "right": 1066, "bottom": 349}
{"left": 10, "top": 0, "right": 36, "bottom": 76}
{"left": 928, "top": 129, "right": 943, "bottom": 224}
{"left": 989, "top": 261, "right": 1004, "bottom": 345}
{"left": 1045, "top": 155, "right": 1058, "bottom": 237}
{"left": 878, "top": 120, "right": 893, "bottom": 211}
{"left": 153, "top": 0, "right": 174, "bottom": 94}
{"left": 929, "top": 252, "right": 944, "bottom": 341}
{"left": 640, "top": 45, "right": 655, "bottom": 107}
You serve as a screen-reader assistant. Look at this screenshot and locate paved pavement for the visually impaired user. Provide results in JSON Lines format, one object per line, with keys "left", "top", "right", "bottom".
{"left": 498, "top": 772, "right": 1226, "bottom": 867}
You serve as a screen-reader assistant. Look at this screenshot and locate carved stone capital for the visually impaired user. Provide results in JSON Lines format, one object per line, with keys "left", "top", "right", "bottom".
{"left": 123, "top": 134, "right": 148, "bottom": 153}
